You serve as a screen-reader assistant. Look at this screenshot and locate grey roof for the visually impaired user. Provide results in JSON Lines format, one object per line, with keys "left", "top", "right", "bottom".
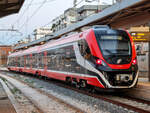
{"left": 14, "top": 0, "right": 150, "bottom": 50}
{"left": 77, "top": 5, "right": 110, "bottom": 13}
{"left": 0, "top": 0, "right": 24, "bottom": 18}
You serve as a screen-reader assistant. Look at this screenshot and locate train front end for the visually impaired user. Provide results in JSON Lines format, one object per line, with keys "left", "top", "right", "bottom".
{"left": 86, "top": 26, "right": 138, "bottom": 89}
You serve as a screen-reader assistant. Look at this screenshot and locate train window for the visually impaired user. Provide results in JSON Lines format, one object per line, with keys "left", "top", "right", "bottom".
{"left": 11, "top": 58, "right": 13, "bottom": 66}
{"left": 38, "top": 52, "right": 44, "bottom": 69}
{"left": 14, "top": 57, "right": 17, "bottom": 66}
{"left": 78, "top": 39, "right": 92, "bottom": 60}
{"left": 32, "top": 54, "right": 36, "bottom": 68}
{"left": 47, "top": 49, "right": 58, "bottom": 70}
{"left": 11, "top": 57, "right": 15, "bottom": 66}
{"left": 8, "top": 57, "right": 12, "bottom": 66}
{"left": 9, "top": 57, "right": 11, "bottom": 66}
{"left": 47, "top": 51, "right": 51, "bottom": 69}
{"left": 26, "top": 55, "right": 31, "bottom": 67}
{"left": 55, "top": 48, "right": 61, "bottom": 71}
{"left": 43, "top": 44, "right": 96, "bottom": 76}
{"left": 15, "top": 57, "right": 17, "bottom": 66}
{"left": 43, "top": 52, "right": 47, "bottom": 67}
{"left": 78, "top": 39, "right": 96, "bottom": 74}
{"left": 20, "top": 56, "right": 24, "bottom": 67}
{"left": 17, "top": 57, "right": 20, "bottom": 67}
{"left": 11, "top": 57, "right": 13, "bottom": 66}
{"left": 10, "top": 57, "right": 12, "bottom": 66}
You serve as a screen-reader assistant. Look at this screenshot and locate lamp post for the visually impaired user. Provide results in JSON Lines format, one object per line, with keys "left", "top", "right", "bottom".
{"left": 98, "top": 0, "right": 100, "bottom": 12}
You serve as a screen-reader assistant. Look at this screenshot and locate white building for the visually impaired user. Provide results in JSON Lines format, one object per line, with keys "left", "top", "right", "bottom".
{"left": 77, "top": 5, "right": 110, "bottom": 21}
{"left": 51, "top": 8, "right": 78, "bottom": 32}
{"left": 51, "top": 4, "right": 110, "bottom": 32}
{"left": 33, "top": 27, "right": 52, "bottom": 40}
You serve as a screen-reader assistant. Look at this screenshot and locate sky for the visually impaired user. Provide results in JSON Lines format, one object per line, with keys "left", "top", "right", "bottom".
{"left": 0, "top": 0, "right": 113, "bottom": 45}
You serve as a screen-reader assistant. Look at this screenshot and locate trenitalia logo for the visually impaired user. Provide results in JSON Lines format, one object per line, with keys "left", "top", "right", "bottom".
{"left": 117, "top": 59, "right": 122, "bottom": 64}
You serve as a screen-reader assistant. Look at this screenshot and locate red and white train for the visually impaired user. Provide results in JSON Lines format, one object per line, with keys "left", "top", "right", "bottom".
{"left": 7, "top": 26, "right": 138, "bottom": 89}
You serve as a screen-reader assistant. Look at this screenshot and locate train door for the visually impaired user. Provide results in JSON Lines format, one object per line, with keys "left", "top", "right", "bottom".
{"left": 20, "top": 56, "right": 24, "bottom": 68}
{"left": 38, "top": 53, "right": 41, "bottom": 69}
{"left": 26, "top": 55, "right": 30, "bottom": 69}
{"left": 31, "top": 53, "right": 37, "bottom": 69}
{"left": 38, "top": 52, "right": 44, "bottom": 75}
{"left": 43, "top": 51, "right": 47, "bottom": 76}
{"left": 30, "top": 54, "right": 32, "bottom": 69}
{"left": 17, "top": 56, "right": 20, "bottom": 69}
{"left": 16, "top": 56, "right": 18, "bottom": 67}
{"left": 24, "top": 55, "right": 26, "bottom": 69}
{"left": 64, "top": 46, "right": 71, "bottom": 73}
{"left": 78, "top": 39, "right": 92, "bottom": 74}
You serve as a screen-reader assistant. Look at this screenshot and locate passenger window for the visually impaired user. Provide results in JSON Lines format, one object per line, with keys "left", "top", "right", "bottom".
{"left": 20, "top": 56, "right": 24, "bottom": 67}
{"left": 26, "top": 55, "right": 30, "bottom": 67}
{"left": 78, "top": 40, "right": 92, "bottom": 60}
{"left": 32, "top": 54, "right": 37, "bottom": 68}
{"left": 39, "top": 52, "right": 44, "bottom": 69}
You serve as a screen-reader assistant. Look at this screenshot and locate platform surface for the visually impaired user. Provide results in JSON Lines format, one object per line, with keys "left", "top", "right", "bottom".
{"left": 126, "top": 78, "right": 150, "bottom": 101}
{"left": 0, "top": 82, "right": 16, "bottom": 113}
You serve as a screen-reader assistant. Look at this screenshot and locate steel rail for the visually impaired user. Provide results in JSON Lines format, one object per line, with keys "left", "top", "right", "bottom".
{"left": 1, "top": 70, "right": 150, "bottom": 113}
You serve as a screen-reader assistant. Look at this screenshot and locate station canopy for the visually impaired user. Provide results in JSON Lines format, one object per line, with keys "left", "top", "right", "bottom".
{"left": 0, "top": 0, "right": 24, "bottom": 18}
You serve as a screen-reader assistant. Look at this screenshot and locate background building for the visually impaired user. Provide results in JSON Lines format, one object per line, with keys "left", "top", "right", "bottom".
{"left": 51, "top": 8, "right": 78, "bottom": 32}
{"left": 77, "top": 5, "right": 110, "bottom": 21}
{"left": 51, "top": 5, "right": 110, "bottom": 32}
{"left": 64, "top": 8, "right": 78, "bottom": 26}
{"left": 0, "top": 45, "right": 12, "bottom": 66}
{"left": 33, "top": 27, "right": 52, "bottom": 40}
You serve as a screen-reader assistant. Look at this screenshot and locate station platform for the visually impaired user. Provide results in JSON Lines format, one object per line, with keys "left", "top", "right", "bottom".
{"left": 0, "top": 82, "right": 16, "bottom": 113}
{"left": 126, "top": 78, "right": 150, "bottom": 101}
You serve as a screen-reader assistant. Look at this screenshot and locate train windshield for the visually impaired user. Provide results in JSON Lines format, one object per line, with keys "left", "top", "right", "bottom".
{"left": 98, "top": 35, "right": 131, "bottom": 56}
{"left": 94, "top": 30, "right": 132, "bottom": 64}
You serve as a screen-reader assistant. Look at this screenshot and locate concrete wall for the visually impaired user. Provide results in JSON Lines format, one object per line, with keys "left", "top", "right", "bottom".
{"left": 135, "top": 42, "right": 149, "bottom": 77}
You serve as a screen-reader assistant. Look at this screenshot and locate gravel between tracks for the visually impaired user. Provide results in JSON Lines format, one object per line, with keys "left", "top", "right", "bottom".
{"left": 0, "top": 79, "right": 42, "bottom": 113}
{"left": 3, "top": 72, "right": 136, "bottom": 113}
{"left": 0, "top": 73, "right": 84, "bottom": 113}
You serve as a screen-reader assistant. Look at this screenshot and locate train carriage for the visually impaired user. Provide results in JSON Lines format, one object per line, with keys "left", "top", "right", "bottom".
{"left": 7, "top": 26, "right": 138, "bottom": 89}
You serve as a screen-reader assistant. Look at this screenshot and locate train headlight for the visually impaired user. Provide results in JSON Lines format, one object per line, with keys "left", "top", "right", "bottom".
{"left": 96, "top": 59, "right": 102, "bottom": 65}
{"left": 132, "top": 59, "right": 137, "bottom": 65}
{"left": 96, "top": 59, "right": 106, "bottom": 66}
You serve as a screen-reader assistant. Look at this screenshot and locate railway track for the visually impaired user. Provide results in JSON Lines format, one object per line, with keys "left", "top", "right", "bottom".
{"left": 46, "top": 79, "right": 150, "bottom": 113}
{"left": 0, "top": 72, "right": 85, "bottom": 113}
{"left": 1, "top": 70, "right": 150, "bottom": 113}
{"left": 0, "top": 79, "right": 43, "bottom": 113}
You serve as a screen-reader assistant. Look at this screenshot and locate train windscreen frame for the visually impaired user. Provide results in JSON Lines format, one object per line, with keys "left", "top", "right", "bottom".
{"left": 94, "top": 30, "right": 132, "bottom": 65}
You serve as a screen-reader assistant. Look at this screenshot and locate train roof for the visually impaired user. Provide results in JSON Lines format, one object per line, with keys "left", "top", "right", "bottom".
{"left": 9, "top": 27, "right": 118, "bottom": 57}
{"left": 39, "top": 29, "right": 90, "bottom": 52}
{"left": 8, "top": 51, "right": 23, "bottom": 57}
{"left": 22, "top": 46, "right": 40, "bottom": 55}
{"left": 9, "top": 46, "right": 40, "bottom": 57}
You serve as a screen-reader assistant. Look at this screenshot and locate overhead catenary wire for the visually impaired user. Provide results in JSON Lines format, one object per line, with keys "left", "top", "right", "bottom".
{"left": 42, "top": 0, "right": 85, "bottom": 28}
{"left": 13, "top": 0, "right": 56, "bottom": 27}
{"left": 24, "top": 0, "right": 55, "bottom": 6}
{"left": 19, "top": 0, "right": 50, "bottom": 30}
{"left": 13, "top": 0, "right": 35, "bottom": 26}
